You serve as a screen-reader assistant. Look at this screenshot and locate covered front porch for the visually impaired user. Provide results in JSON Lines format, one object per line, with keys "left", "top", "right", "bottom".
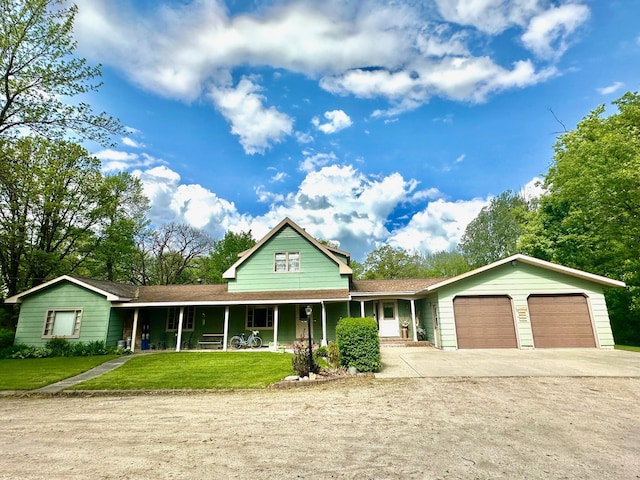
{"left": 117, "top": 300, "right": 351, "bottom": 353}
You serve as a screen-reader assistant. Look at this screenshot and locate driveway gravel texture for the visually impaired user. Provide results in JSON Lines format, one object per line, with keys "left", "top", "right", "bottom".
{"left": 1, "top": 376, "right": 638, "bottom": 479}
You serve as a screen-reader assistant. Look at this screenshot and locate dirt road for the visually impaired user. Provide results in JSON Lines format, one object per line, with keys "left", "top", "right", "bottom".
{"left": 1, "top": 377, "right": 638, "bottom": 479}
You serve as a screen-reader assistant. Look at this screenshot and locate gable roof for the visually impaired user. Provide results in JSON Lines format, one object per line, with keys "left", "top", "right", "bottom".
{"left": 223, "top": 217, "right": 352, "bottom": 279}
{"left": 351, "top": 278, "right": 445, "bottom": 296}
{"left": 419, "top": 254, "right": 626, "bottom": 293}
{"left": 4, "top": 275, "right": 138, "bottom": 304}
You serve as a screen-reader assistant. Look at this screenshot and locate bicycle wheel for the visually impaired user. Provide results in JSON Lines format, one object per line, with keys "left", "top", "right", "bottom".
{"left": 250, "top": 336, "right": 263, "bottom": 349}
{"left": 229, "top": 337, "right": 242, "bottom": 349}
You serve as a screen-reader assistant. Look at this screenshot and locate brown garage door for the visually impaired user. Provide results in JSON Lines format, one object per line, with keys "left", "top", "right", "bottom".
{"left": 454, "top": 296, "right": 517, "bottom": 349}
{"left": 528, "top": 295, "right": 595, "bottom": 348}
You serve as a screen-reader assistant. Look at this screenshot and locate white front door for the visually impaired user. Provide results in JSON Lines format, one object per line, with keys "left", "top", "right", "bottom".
{"left": 378, "top": 301, "right": 399, "bottom": 337}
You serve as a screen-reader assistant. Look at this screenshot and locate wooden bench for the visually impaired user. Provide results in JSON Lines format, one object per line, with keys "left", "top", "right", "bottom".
{"left": 198, "top": 333, "right": 224, "bottom": 349}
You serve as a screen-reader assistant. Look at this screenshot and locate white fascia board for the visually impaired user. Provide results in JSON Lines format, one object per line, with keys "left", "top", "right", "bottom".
{"left": 4, "top": 275, "right": 128, "bottom": 303}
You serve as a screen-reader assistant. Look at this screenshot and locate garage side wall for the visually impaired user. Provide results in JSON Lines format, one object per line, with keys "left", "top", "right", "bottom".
{"left": 436, "top": 262, "right": 615, "bottom": 349}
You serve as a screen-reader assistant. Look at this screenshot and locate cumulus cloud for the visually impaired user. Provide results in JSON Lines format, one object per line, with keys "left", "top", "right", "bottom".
{"left": 298, "top": 151, "right": 338, "bottom": 173}
{"left": 208, "top": 77, "right": 294, "bottom": 154}
{"left": 312, "top": 110, "right": 353, "bottom": 134}
{"left": 122, "top": 136, "right": 145, "bottom": 148}
{"left": 72, "top": 0, "right": 585, "bottom": 137}
{"left": 133, "top": 165, "right": 245, "bottom": 237}
{"left": 597, "top": 81, "right": 624, "bottom": 95}
{"left": 387, "top": 197, "right": 488, "bottom": 253}
{"left": 521, "top": 4, "right": 590, "bottom": 59}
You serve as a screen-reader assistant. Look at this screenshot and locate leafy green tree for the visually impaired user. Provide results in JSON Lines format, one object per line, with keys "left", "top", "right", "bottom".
{"left": 420, "top": 251, "right": 471, "bottom": 278}
{"left": 80, "top": 173, "right": 150, "bottom": 282}
{"left": 196, "top": 230, "right": 256, "bottom": 284}
{"left": 0, "top": 137, "right": 143, "bottom": 295}
{"left": 520, "top": 92, "right": 640, "bottom": 344}
{"left": 458, "top": 190, "right": 534, "bottom": 267}
{"left": 0, "top": 0, "right": 120, "bottom": 142}
{"left": 361, "top": 245, "right": 422, "bottom": 279}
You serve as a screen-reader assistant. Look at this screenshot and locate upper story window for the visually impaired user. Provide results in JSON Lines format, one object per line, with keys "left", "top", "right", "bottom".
{"left": 167, "top": 306, "right": 195, "bottom": 331}
{"left": 274, "top": 251, "right": 300, "bottom": 272}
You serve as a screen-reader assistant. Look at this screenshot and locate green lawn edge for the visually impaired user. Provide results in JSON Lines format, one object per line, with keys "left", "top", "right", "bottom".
{"left": 69, "top": 351, "right": 295, "bottom": 390}
{"left": 615, "top": 345, "right": 640, "bottom": 353}
{"left": 0, "top": 355, "right": 120, "bottom": 390}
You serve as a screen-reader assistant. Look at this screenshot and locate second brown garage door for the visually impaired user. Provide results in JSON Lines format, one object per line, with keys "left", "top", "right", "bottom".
{"left": 454, "top": 296, "right": 517, "bottom": 349}
{"left": 528, "top": 295, "right": 595, "bottom": 348}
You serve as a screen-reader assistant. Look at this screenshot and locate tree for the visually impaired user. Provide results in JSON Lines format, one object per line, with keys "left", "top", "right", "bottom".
{"left": 458, "top": 190, "right": 534, "bottom": 267}
{"left": 420, "top": 251, "right": 471, "bottom": 278}
{"left": 361, "top": 245, "right": 422, "bottom": 279}
{"left": 131, "top": 223, "right": 213, "bottom": 285}
{"left": 0, "top": 0, "right": 120, "bottom": 143}
{"left": 80, "top": 172, "right": 149, "bottom": 282}
{"left": 520, "top": 92, "right": 640, "bottom": 344}
{"left": 0, "top": 137, "right": 143, "bottom": 295}
{"left": 197, "top": 230, "right": 256, "bottom": 284}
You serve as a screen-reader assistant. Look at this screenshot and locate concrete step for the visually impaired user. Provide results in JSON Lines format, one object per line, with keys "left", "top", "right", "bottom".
{"left": 379, "top": 338, "right": 432, "bottom": 348}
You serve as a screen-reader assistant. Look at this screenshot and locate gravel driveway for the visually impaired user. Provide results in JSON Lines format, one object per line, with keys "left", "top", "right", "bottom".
{"left": 1, "top": 376, "right": 639, "bottom": 479}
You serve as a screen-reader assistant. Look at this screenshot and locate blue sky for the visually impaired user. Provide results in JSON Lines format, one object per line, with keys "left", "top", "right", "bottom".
{"left": 71, "top": 0, "right": 640, "bottom": 261}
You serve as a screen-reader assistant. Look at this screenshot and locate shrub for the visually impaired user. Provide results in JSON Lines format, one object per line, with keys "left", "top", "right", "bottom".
{"left": 325, "top": 341, "right": 341, "bottom": 368}
{"left": 8, "top": 344, "right": 50, "bottom": 359}
{"left": 46, "top": 337, "right": 73, "bottom": 357}
{"left": 0, "top": 328, "right": 15, "bottom": 349}
{"left": 291, "top": 341, "right": 318, "bottom": 377}
{"left": 336, "top": 317, "right": 381, "bottom": 373}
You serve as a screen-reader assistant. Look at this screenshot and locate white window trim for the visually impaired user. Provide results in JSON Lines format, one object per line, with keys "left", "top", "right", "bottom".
{"left": 42, "top": 308, "right": 83, "bottom": 339}
{"left": 166, "top": 306, "right": 195, "bottom": 331}
{"left": 246, "top": 305, "right": 274, "bottom": 330}
{"left": 274, "top": 251, "right": 300, "bottom": 273}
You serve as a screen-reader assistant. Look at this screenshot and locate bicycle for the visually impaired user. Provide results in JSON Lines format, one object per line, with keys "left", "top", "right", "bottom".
{"left": 229, "top": 330, "right": 263, "bottom": 349}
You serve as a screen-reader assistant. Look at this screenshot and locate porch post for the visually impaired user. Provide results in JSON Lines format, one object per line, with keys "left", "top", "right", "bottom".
{"left": 223, "top": 306, "right": 229, "bottom": 352}
{"left": 360, "top": 301, "right": 365, "bottom": 318}
{"left": 131, "top": 308, "right": 139, "bottom": 353}
{"left": 175, "top": 307, "right": 184, "bottom": 352}
{"left": 273, "top": 305, "right": 279, "bottom": 351}
{"left": 321, "top": 302, "right": 327, "bottom": 346}
{"left": 410, "top": 299, "right": 418, "bottom": 342}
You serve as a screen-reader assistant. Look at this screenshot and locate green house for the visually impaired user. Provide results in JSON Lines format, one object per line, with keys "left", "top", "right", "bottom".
{"left": 5, "top": 218, "right": 625, "bottom": 351}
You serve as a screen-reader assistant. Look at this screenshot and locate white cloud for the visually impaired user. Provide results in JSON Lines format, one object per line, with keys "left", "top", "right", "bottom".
{"left": 312, "top": 110, "right": 353, "bottom": 134}
{"left": 597, "top": 81, "right": 624, "bottom": 95}
{"left": 388, "top": 197, "right": 488, "bottom": 253}
{"left": 94, "top": 149, "right": 161, "bottom": 172}
{"left": 122, "top": 136, "right": 145, "bottom": 148}
{"left": 295, "top": 131, "right": 314, "bottom": 144}
{"left": 208, "top": 77, "right": 294, "bottom": 154}
{"left": 434, "top": 0, "right": 540, "bottom": 34}
{"left": 519, "top": 176, "right": 546, "bottom": 201}
{"left": 521, "top": 4, "right": 590, "bottom": 59}
{"left": 72, "top": 0, "right": 583, "bottom": 137}
{"left": 298, "top": 152, "right": 338, "bottom": 173}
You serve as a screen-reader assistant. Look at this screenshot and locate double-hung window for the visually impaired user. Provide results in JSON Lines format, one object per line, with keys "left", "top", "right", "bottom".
{"left": 274, "top": 251, "right": 300, "bottom": 272}
{"left": 167, "top": 306, "right": 195, "bottom": 331}
{"left": 42, "top": 309, "right": 82, "bottom": 338}
{"left": 247, "top": 306, "right": 274, "bottom": 329}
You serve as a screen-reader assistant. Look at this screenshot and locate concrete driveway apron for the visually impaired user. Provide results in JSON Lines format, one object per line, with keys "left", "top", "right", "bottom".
{"left": 375, "top": 347, "right": 640, "bottom": 378}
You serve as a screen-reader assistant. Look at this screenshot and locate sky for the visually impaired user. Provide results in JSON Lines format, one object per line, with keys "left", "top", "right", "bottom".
{"left": 70, "top": 0, "right": 640, "bottom": 261}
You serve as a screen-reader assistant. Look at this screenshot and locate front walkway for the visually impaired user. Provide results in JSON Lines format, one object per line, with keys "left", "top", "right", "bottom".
{"left": 36, "top": 355, "right": 139, "bottom": 393}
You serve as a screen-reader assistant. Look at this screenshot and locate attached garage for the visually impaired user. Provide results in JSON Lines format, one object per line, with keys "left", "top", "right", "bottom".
{"left": 453, "top": 296, "right": 517, "bottom": 349}
{"left": 528, "top": 295, "right": 596, "bottom": 348}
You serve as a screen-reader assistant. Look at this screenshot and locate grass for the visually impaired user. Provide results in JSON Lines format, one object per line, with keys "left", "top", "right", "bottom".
{"left": 0, "top": 355, "right": 119, "bottom": 390}
{"left": 70, "top": 351, "right": 294, "bottom": 390}
{"left": 615, "top": 345, "right": 640, "bottom": 353}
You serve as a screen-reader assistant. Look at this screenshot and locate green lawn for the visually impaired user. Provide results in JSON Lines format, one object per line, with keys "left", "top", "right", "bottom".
{"left": 615, "top": 345, "right": 640, "bottom": 353}
{"left": 0, "top": 355, "right": 119, "bottom": 390}
{"left": 70, "top": 352, "right": 294, "bottom": 390}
